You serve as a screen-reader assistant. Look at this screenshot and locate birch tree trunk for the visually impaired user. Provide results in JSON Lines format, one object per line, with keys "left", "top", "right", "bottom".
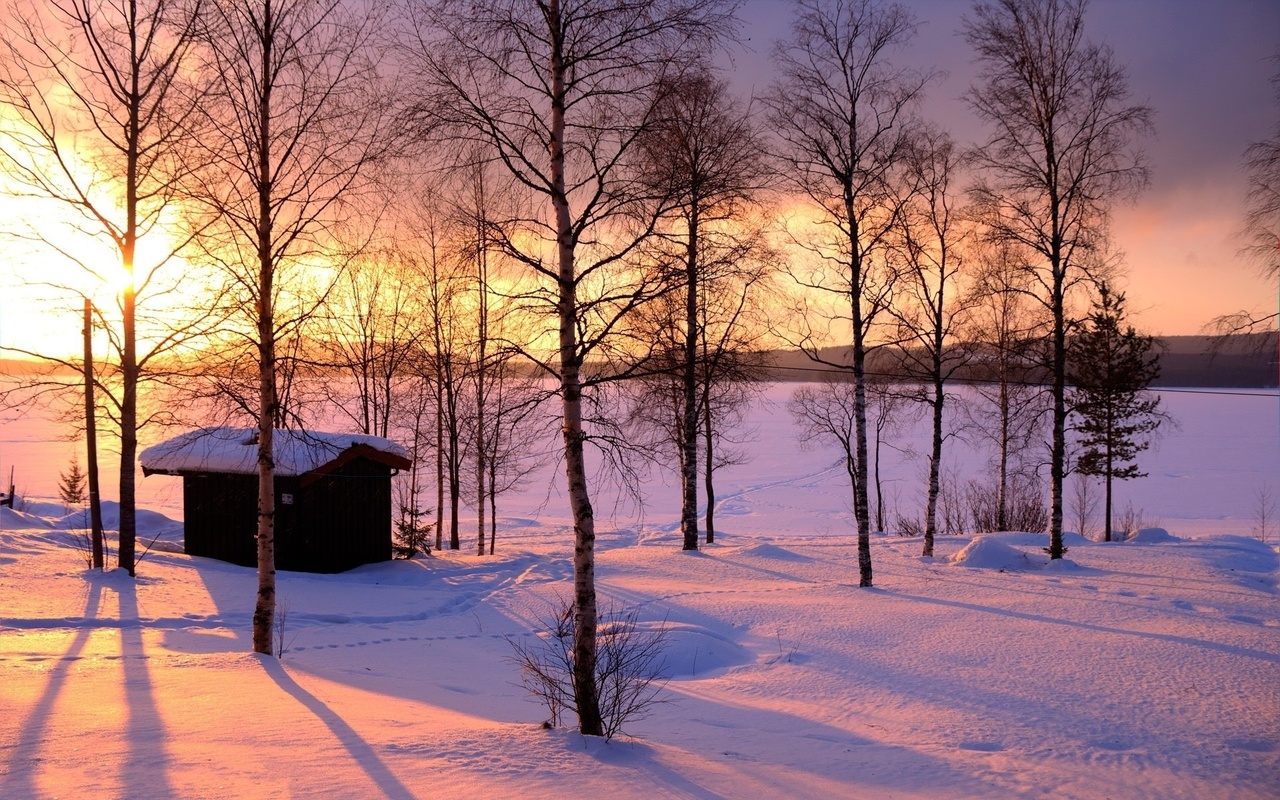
{"left": 547, "top": 3, "right": 602, "bottom": 734}
{"left": 191, "top": 0, "right": 391, "bottom": 654}
{"left": 764, "top": 0, "right": 930, "bottom": 588}
{"left": 680, "top": 209, "right": 701, "bottom": 551}
{"left": 251, "top": 0, "right": 278, "bottom": 655}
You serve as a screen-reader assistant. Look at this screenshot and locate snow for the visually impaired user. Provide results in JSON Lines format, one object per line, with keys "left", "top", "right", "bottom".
{"left": 138, "top": 427, "right": 410, "bottom": 477}
{"left": 2, "top": 385, "right": 1278, "bottom": 799}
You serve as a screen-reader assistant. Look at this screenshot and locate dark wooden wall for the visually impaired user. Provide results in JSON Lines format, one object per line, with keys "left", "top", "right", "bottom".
{"left": 182, "top": 457, "right": 393, "bottom": 573}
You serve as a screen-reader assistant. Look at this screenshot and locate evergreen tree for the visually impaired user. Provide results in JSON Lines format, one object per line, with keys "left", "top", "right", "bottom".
{"left": 58, "top": 457, "right": 87, "bottom": 508}
{"left": 1070, "top": 283, "right": 1161, "bottom": 542}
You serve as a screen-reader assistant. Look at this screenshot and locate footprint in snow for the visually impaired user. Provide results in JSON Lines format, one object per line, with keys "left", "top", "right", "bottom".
{"left": 1172, "top": 599, "right": 1218, "bottom": 614}
{"left": 959, "top": 741, "right": 1005, "bottom": 752}
{"left": 1228, "top": 614, "right": 1264, "bottom": 626}
{"left": 1226, "top": 738, "right": 1277, "bottom": 753}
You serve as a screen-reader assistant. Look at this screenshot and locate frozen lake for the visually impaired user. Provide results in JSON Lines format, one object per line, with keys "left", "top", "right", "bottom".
{"left": 1, "top": 380, "right": 1277, "bottom": 539}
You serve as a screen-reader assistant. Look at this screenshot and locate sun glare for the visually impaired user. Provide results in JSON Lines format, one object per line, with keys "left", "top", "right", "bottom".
{"left": 0, "top": 165, "right": 203, "bottom": 361}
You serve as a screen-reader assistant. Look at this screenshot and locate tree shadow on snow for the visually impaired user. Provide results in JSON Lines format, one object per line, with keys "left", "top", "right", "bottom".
{"left": 262, "top": 657, "right": 417, "bottom": 800}
{"left": 115, "top": 579, "right": 178, "bottom": 799}
{"left": 883, "top": 590, "right": 1280, "bottom": 665}
{"left": 1, "top": 579, "right": 103, "bottom": 798}
{"left": 625, "top": 683, "right": 1000, "bottom": 799}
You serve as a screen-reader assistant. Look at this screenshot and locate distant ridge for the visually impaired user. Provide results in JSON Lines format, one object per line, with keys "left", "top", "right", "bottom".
{"left": 759, "top": 332, "right": 1279, "bottom": 388}
{"left": 1151, "top": 334, "right": 1277, "bottom": 388}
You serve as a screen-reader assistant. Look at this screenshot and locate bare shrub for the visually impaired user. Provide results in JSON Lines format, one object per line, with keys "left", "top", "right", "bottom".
{"left": 895, "top": 515, "right": 923, "bottom": 538}
{"left": 1004, "top": 479, "right": 1049, "bottom": 533}
{"left": 1116, "top": 501, "right": 1158, "bottom": 541}
{"left": 509, "top": 600, "right": 669, "bottom": 740}
{"left": 1071, "top": 473, "right": 1099, "bottom": 539}
{"left": 966, "top": 477, "right": 1047, "bottom": 533}
{"left": 274, "top": 595, "right": 296, "bottom": 658}
{"left": 72, "top": 510, "right": 94, "bottom": 569}
{"left": 1253, "top": 484, "right": 1278, "bottom": 543}
{"left": 938, "top": 469, "right": 968, "bottom": 535}
{"left": 960, "top": 480, "right": 994, "bottom": 534}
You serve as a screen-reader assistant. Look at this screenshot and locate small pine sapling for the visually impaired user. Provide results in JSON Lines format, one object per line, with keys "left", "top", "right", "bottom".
{"left": 59, "top": 457, "right": 93, "bottom": 568}
{"left": 393, "top": 496, "right": 433, "bottom": 558}
{"left": 58, "top": 457, "right": 88, "bottom": 509}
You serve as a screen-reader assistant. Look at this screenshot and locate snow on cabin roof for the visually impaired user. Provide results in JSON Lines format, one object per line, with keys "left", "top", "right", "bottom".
{"left": 140, "top": 427, "right": 410, "bottom": 477}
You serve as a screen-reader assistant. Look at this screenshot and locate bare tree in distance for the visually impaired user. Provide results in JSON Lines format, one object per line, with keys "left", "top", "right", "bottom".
{"left": 468, "top": 163, "right": 495, "bottom": 557}
{"left": 189, "top": 0, "right": 394, "bottom": 655}
{"left": 635, "top": 65, "right": 772, "bottom": 550}
{"left": 763, "top": 0, "right": 932, "bottom": 587}
{"left": 405, "top": 0, "right": 738, "bottom": 736}
{"left": 318, "top": 248, "right": 421, "bottom": 439}
{"left": 890, "top": 128, "right": 975, "bottom": 556}
{"left": 450, "top": 158, "right": 546, "bottom": 557}
{"left": 382, "top": 192, "right": 463, "bottom": 552}
{"left": 0, "top": 0, "right": 221, "bottom": 576}
{"left": 1209, "top": 52, "right": 1280, "bottom": 389}
{"left": 963, "top": 0, "right": 1153, "bottom": 559}
{"left": 695, "top": 265, "right": 775, "bottom": 545}
{"left": 422, "top": 229, "right": 468, "bottom": 552}
{"left": 963, "top": 238, "right": 1050, "bottom": 533}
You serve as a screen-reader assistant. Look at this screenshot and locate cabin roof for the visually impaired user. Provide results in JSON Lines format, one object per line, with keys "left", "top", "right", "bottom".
{"left": 139, "top": 427, "right": 411, "bottom": 477}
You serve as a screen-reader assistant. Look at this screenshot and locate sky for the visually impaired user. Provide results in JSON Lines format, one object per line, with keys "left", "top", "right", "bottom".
{"left": 726, "top": 0, "right": 1280, "bottom": 336}
{"left": 1, "top": 0, "right": 1278, "bottom": 359}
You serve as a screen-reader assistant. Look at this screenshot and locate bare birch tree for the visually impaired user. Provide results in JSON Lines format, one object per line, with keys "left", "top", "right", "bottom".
{"left": 635, "top": 66, "right": 771, "bottom": 550}
{"left": 964, "top": 239, "right": 1050, "bottom": 532}
{"left": 890, "top": 128, "right": 974, "bottom": 556}
{"left": 404, "top": 0, "right": 736, "bottom": 735}
{"left": 964, "top": 0, "right": 1153, "bottom": 559}
{"left": 762, "top": 0, "right": 929, "bottom": 586}
{"left": 0, "top": 0, "right": 214, "bottom": 576}
{"left": 189, "top": 0, "right": 392, "bottom": 655}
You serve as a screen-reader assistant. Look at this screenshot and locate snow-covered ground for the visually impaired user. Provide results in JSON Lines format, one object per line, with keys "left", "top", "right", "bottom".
{"left": 1, "top": 385, "right": 1278, "bottom": 799}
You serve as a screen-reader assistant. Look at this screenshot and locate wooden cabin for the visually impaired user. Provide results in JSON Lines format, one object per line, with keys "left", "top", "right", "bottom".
{"left": 140, "top": 428, "right": 411, "bottom": 573}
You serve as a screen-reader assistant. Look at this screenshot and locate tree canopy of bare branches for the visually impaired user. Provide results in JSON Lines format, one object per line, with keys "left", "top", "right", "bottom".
{"left": 1215, "top": 52, "right": 1280, "bottom": 345}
